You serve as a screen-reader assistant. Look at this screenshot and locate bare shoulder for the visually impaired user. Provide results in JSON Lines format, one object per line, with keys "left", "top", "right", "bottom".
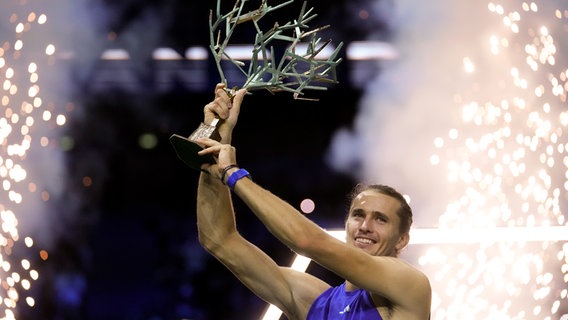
{"left": 367, "top": 257, "right": 431, "bottom": 319}
{"left": 375, "top": 256, "right": 430, "bottom": 286}
{"left": 387, "top": 257, "right": 431, "bottom": 298}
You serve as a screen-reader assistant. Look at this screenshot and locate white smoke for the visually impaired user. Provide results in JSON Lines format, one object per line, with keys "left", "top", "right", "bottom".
{"left": 327, "top": 1, "right": 568, "bottom": 318}
{"left": 327, "top": 0, "right": 504, "bottom": 220}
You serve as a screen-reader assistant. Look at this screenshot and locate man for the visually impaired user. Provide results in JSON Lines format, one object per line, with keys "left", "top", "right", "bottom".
{"left": 194, "top": 83, "right": 431, "bottom": 319}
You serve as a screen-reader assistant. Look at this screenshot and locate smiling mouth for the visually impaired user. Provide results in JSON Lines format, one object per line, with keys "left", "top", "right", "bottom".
{"left": 355, "top": 237, "right": 376, "bottom": 245}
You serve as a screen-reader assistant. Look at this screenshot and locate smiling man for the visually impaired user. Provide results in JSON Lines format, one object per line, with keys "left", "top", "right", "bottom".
{"left": 194, "top": 84, "right": 432, "bottom": 319}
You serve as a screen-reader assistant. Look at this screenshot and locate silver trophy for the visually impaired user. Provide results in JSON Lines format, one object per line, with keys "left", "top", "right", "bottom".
{"left": 170, "top": 0, "right": 343, "bottom": 170}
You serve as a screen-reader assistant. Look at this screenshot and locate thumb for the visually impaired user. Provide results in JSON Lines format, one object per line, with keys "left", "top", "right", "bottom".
{"left": 229, "top": 88, "right": 247, "bottom": 117}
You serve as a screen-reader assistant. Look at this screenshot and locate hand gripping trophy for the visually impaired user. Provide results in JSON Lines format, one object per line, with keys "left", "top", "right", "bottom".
{"left": 170, "top": 0, "right": 343, "bottom": 170}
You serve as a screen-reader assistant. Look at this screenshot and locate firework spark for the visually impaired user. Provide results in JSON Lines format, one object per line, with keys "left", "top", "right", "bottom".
{"left": 1, "top": 1, "right": 70, "bottom": 318}
{"left": 419, "top": 2, "right": 568, "bottom": 319}
{"left": 326, "top": 0, "right": 567, "bottom": 319}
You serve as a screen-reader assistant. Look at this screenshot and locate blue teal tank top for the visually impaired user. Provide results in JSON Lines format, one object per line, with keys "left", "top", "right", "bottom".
{"left": 306, "top": 283, "right": 383, "bottom": 319}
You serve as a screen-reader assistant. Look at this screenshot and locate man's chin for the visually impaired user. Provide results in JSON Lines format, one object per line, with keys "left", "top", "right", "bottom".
{"left": 354, "top": 243, "right": 374, "bottom": 252}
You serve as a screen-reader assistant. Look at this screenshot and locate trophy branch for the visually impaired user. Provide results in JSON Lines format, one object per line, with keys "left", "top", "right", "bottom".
{"left": 171, "top": 0, "right": 343, "bottom": 170}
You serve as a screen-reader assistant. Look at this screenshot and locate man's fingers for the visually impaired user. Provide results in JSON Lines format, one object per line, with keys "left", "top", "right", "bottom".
{"left": 197, "top": 138, "right": 235, "bottom": 153}
{"left": 203, "top": 83, "right": 230, "bottom": 121}
{"left": 206, "top": 85, "right": 246, "bottom": 122}
{"left": 197, "top": 139, "right": 235, "bottom": 156}
{"left": 204, "top": 100, "right": 229, "bottom": 120}
{"left": 214, "top": 83, "right": 226, "bottom": 93}
{"left": 229, "top": 88, "right": 247, "bottom": 116}
{"left": 215, "top": 86, "right": 233, "bottom": 104}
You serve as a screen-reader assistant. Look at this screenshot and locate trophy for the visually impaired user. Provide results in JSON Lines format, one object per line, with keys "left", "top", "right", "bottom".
{"left": 170, "top": 0, "right": 343, "bottom": 170}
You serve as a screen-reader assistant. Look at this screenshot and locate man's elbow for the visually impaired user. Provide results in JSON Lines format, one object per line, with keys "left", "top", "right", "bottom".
{"left": 197, "top": 228, "right": 237, "bottom": 256}
{"left": 197, "top": 230, "right": 222, "bottom": 255}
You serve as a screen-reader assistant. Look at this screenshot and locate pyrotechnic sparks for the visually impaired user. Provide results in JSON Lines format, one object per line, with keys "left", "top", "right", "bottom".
{"left": 1, "top": 1, "right": 68, "bottom": 318}
{"left": 419, "top": 1, "right": 568, "bottom": 319}
{"left": 326, "top": 0, "right": 567, "bottom": 319}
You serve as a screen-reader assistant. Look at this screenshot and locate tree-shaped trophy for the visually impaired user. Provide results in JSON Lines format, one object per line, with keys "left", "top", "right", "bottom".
{"left": 170, "top": 0, "right": 343, "bottom": 170}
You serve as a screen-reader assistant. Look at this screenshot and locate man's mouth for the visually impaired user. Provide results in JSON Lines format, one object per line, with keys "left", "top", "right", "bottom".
{"left": 355, "top": 237, "right": 376, "bottom": 245}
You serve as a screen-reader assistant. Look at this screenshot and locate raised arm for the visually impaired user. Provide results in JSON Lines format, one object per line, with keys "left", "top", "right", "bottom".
{"left": 231, "top": 176, "right": 431, "bottom": 318}
{"left": 198, "top": 137, "right": 431, "bottom": 318}
{"left": 196, "top": 82, "right": 245, "bottom": 256}
{"left": 195, "top": 86, "right": 329, "bottom": 318}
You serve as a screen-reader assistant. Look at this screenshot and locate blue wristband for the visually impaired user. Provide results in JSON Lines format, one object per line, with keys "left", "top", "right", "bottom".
{"left": 226, "top": 168, "right": 251, "bottom": 190}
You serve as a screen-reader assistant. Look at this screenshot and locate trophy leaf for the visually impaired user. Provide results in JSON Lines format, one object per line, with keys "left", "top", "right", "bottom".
{"left": 209, "top": 0, "right": 343, "bottom": 100}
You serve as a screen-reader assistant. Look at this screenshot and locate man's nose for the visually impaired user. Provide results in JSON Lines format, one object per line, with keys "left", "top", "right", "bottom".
{"left": 359, "top": 217, "right": 373, "bottom": 232}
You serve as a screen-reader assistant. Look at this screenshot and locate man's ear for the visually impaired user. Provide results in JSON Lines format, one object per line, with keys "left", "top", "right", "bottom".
{"left": 395, "top": 232, "right": 410, "bottom": 254}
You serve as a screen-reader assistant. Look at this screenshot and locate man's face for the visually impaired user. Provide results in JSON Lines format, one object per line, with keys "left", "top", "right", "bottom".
{"left": 345, "top": 190, "right": 408, "bottom": 257}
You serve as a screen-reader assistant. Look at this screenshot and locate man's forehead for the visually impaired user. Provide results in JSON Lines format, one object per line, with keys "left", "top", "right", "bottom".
{"left": 354, "top": 189, "right": 387, "bottom": 200}
{"left": 352, "top": 190, "right": 399, "bottom": 209}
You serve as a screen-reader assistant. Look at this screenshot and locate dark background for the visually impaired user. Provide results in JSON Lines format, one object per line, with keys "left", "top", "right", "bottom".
{"left": 18, "top": 0, "right": 393, "bottom": 319}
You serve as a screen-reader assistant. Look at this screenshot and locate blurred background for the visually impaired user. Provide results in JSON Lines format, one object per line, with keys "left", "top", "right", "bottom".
{"left": 1, "top": 0, "right": 568, "bottom": 319}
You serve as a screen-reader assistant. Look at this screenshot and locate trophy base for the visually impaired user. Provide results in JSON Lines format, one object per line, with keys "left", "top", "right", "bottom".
{"left": 169, "top": 134, "right": 215, "bottom": 171}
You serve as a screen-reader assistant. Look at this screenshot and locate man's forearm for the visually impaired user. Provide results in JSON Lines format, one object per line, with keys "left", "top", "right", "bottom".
{"left": 233, "top": 177, "right": 327, "bottom": 255}
{"left": 196, "top": 172, "right": 236, "bottom": 251}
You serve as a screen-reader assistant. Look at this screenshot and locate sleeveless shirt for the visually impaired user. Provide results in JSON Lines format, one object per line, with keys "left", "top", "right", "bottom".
{"left": 306, "top": 283, "right": 383, "bottom": 319}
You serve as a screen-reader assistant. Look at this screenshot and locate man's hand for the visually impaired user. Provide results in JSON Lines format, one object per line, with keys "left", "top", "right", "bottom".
{"left": 204, "top": 83, "right": 247, "bottom": 144}
{"left": 197, "top": 138, "right": 237, "bottom": 181}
